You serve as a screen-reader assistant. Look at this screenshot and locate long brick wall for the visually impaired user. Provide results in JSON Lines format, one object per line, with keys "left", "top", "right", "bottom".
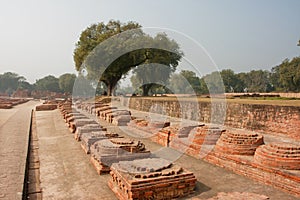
{"left": 226, "top": 92, "right": 300, "bottom": 98}
{"left": 122, "top": 97, "right": 300, "bottom": 140}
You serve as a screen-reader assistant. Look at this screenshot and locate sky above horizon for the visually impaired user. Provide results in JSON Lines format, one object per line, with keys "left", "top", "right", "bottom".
{"left": 0, "top": 0, "right": 299, "bottom": 83}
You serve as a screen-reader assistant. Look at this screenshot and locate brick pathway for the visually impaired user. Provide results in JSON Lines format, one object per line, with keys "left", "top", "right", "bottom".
{"left": 0, "top": 101, "right": 38, "bottom": 200}
{"left": 36, "top": 110, "right": 117, "bottom": 200}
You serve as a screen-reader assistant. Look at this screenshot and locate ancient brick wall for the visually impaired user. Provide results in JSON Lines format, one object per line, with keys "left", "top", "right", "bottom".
{"left": 124, "top": 97, "right": 300, "bottom": 140}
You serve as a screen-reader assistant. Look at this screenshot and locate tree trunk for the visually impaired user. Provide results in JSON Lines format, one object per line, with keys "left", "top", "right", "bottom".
{"left": 142, "top": 84, "right": 151, "bottom": 96}
{"left": 106, "top": 81, "right": 118, "bottom": 96}
{"left": 107, "top": 84, "right": 113, "bottom": 96}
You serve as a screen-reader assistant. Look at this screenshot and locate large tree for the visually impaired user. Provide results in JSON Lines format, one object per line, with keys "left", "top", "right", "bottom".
{"left": 220, "top": 69, "right": 245, "bottom": 92}
{"left": 74, "top": 20, "right": 182, "bottom": 96}
{"left": 169, "top": 70, "right": 202, "bottom": 94}
{"left": 129, "top": 33, "right": 182, "bottom": 96}
{"left": 201, "top": 71, "right": 225, "bottom": 94}
{"left": 237, "top": 70, "right": 272, "bottom": 92}
{"left": 276, "top": 57, "right": 300, "bottom": 92}
{"left": 73, "top": 20, "right": 141, "bottom": 96}
{"left": 0, "top": 72, "right": 26, "bottom": 95}
{"left": 35, "top": 75, "right": 61, "bottom": 92}
{"left": 59, "top": 73, "right": 76, "bottom": 93}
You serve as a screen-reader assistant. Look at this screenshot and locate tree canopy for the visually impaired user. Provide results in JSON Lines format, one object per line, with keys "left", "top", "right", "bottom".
{"left": 59, "top": 73, "right": 76, "bottom": 93}
{"left": 0, "top": 72, "right": 27, "bottom": 95}
{"left": 271, "top": 57, "right": 300, "bottom": 92}
{"left": 35, "top": 75, "right": 61, "bottom": 92}
{"left": 73, "top": 20, "right": 183, "bottom": 96}
{"left": 168, "top": 70, "right": 203, "bottom": 94}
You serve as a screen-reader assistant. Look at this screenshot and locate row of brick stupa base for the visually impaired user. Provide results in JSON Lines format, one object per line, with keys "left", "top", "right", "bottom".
{"left": 57, "top": 100, "right": 197, "bottom": 200}
{"left": 128, "top": 117, "right": 300, "bottom": 197}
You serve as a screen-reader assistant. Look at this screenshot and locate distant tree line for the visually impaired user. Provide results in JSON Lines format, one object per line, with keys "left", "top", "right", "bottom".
{"left": 1, "top": 55, "right": 299, "bottom": 97}
{"left": 129, "top": 56, "right": 300, "bottom": 95}
{"left": 0, "top": 72, "right": 76, "bottom": 96}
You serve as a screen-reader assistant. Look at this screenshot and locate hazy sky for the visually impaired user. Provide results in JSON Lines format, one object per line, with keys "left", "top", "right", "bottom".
{"left": 0, "top": 0, "right": 299, "bottom": 83}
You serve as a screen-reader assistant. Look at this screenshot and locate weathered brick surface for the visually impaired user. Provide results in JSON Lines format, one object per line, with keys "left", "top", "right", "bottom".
{"left": 108, "top": 158, "right": 196, "bottom": 200}
{"left": 80, "top": 131, "right": 113, "bottom": 154}
{"left": 98, "top": 106, "right": 118, "bottom": 118}
{"left": 193, "top": 192, "right": 269, "bottom": 200}
{"left": 106, "top": 110, "right": 131, "bottom": 123}
{"left": 0, "top": 98, "right": 28, "bottom": 109}
{"left": 128, "top": 118, "right": 171, "bottom": 138}
{"left": 36, "top": 104, "right": 57, "bottom": 111}
{"left": 69, "top": 118, "right": 98, "bottom": 133}
{"left": 112, "top": 115, "right": 132, "bottom": 126}
{"left": 146, "top": 121, "right": 300, "bottom": 197}
{"left": 204, "top": 150, "right": 300, "bottom": 197}
{"left": 151, "top": 124, "right": 224, "bottom": 158}
{"left": 254, "top": 142, "right": 300, "bottom": 170}
{"left": 74, "top": 124, "right": 106, "bottom": 141}
{"left": 214, "top": 130, "right": 264, "bottom": 155}
{"left": 126, "top": 97, "right": 300, "bottom": 140}
{"left": 90, "top": 138, "right": 151, "bottom": 174}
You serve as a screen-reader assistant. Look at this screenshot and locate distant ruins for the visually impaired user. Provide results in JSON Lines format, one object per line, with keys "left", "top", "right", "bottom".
{"left": 0, "top": 97, "right": 28, "bottom": 109}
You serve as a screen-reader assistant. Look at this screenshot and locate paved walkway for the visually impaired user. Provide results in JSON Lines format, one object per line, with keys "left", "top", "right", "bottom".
{"left": 36, "top": 110, "right": 117, "bottom": 200}
{"left": 0, "top": 100, "right": 39, "bottom": 200}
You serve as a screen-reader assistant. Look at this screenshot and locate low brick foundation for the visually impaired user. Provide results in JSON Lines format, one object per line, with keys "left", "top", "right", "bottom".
{"left": 254, "top": 143, "right": 300, "bottom": 170}
{"left": 108, "top": 158, "right": 197, "bottom": 200}
{"left": 125, "top": 97, "right": 300, "bottom": 140}
{"left": 214, "top": 130, "right": 264, "bottom": 155}
{"left": 204, "top": 150, "right": 300, "bottom": 197}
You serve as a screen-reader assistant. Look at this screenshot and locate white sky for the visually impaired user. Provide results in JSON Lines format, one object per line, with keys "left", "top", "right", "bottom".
{"left": 0, "top": 0, "right": 299, "bottom": 83}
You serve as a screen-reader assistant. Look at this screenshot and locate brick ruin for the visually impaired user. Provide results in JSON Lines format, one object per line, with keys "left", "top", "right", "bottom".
{"left": 127, "top": 113, "right": 300, "bottom": 197}
{"left": 214, "top": 130, "right": 264, "bottom": 155}
{"left": 254, "top": 142, "right": 300, "bottom": 170}
{"left": 127, "top": 118, "right": 171, "bottom": 138}
{"left": 56, "top": 100, "right": 198, "bottom": 199}
{"left": 81, "top": 131, "right": 120, "bottom": 154}
{"left": 55, "top": 98, "right": 300, "bottom": 198}
{"left": 90, "top": 138, "right": 151, "bottom": 174}
{"left": 36, "top": 104, "right": 57, "bottom": 111}
{"left": 126, "top": 97, "right": 300, "bottom": 140}
{"left": 109, "top": 158, "right": 197, "bottom": 200}
{"left": 0, "top": 97, "right": 28, "bottom": 109}
{"left": 74, "top": 124, "right": 106, "bottom": 141}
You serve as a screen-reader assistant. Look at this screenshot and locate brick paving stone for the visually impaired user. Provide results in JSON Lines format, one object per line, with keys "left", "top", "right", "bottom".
{"left": 36, "top": 110, "right": 117, "bottom": 200}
